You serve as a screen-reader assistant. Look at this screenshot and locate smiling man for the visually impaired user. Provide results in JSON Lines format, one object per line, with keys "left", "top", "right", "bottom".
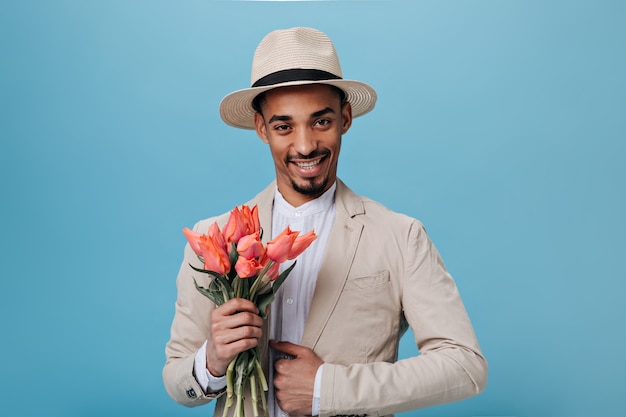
{"left": 254, "top": 84, "right": 349, "bottom": 206}
{"left": 163, "top": 27, "right": 487, "bottom": 417}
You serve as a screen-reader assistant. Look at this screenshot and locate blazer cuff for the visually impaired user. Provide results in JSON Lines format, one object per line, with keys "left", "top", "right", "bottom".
{"left": 167, "top": 354, "right": 225, "bottom": 407}
{"left": 194, "top": 340, "right": 228, "bottom": 394}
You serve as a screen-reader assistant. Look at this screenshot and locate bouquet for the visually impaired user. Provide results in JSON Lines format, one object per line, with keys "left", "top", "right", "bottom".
{"left": 182, "top": 204, "right": 317, "bottom": 417}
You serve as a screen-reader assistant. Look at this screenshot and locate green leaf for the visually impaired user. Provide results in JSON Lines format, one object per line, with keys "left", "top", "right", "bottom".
{"left": 193, "top": 278, "right": 224, "bottom": 305}
{"left": 240, "top": 275, "right": 250, "bottom": 299}
{"left": 256, "top": 291, "right": 274, "bottom": 319}
{"left": 214, "top": 273, "right": 234, "bottom": 299}
{"left": 188, "top": 263, "right": 224, "bottom": 278}
{"left": 272, "top": 261, "right": 296, "bottom": 292}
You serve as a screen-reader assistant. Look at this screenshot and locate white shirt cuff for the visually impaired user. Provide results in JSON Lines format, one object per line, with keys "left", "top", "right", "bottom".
{"left": 312, "top": 363, "right": 323, "bottom": 416}
{"left": 194, "top": 340, "right": 227, "bottom": 393}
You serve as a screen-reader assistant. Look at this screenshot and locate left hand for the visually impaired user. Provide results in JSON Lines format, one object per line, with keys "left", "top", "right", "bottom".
{"left": 270, "top": 340, "right": 324, "bottom": 415}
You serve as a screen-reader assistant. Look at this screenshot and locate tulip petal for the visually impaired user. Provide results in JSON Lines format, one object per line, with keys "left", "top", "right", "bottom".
{"left": 266, "top": 226, "right": 298, "bottom": 263}
{"left": 288, "top": 230, "right": 317, "bottom": 260}
{"left": 182, "top": 227, "right": 204, "bottom": 256}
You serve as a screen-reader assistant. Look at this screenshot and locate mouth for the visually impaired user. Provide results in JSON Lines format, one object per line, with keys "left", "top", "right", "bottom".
{"left": 294, "top": 156, "right": 323, "bottom": 170}
{"left": 288, "top": 153, "right": 328, "bottom": 178}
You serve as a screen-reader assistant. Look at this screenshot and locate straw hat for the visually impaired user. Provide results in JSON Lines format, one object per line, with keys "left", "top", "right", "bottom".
{"left": 219, "top": 27, "right": 377, "bottom": 130}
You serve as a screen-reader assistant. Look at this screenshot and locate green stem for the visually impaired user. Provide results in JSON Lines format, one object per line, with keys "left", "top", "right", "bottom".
{"left": 259, "top": 367, "right": 269, "bottom": 417}
{"left": 221, "top": 282, "right": 231, "bottom": 304}
{"left": 255, "top": 357, "right": 268, "bottom": 392}
{"left": 234, "top": 391, "right": 242, "bottom": 417}
{"left": 223, "top": 356, "right": 236, "bottom": 417}
{"left": 250, "top": 373, "right": 259, "bottom": 417}
{"left": 233, "top": 275, "right": 240, "bottom": 299}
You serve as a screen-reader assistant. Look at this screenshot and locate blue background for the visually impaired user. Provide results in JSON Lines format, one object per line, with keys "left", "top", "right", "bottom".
{"left": 1, "top": 1, "right": 624, "bottom": 416}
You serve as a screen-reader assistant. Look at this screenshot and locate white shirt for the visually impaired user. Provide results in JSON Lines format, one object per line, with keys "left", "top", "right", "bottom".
{"left": 194, "top": 183, "right": 337, "bottom": 416}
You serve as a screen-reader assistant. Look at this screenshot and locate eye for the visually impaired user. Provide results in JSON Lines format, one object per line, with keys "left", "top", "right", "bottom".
{"left": 273, "top": 124, "right": 291, "bottom": 132}
{"left": 314, "top": 119, "right": 332, "bottom": 127}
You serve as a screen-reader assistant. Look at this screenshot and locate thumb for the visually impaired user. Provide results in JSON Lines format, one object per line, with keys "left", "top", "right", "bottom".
{"left": 270, "top": 340, "right": 307, "bottom": 357}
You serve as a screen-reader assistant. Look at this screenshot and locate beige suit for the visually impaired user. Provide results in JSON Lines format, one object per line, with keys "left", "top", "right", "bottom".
{"left": 163, "top": 179, "right": 487, "bottom": 417}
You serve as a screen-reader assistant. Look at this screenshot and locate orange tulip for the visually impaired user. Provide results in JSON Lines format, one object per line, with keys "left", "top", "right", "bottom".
{"left": 241, "top": 204, "right": 261, "bottom": 235}
{"left": 237, "top": 231, "right": 264, "bottom": 260}
{"left": 235, "top": 256, "right": 263, "bottom": 278}
{"left": 266, "top": 226, "right": 299, "bottom": 263}
{"left": 207, "top": 222, "right": 227, "bottom": 252}
{"left": 222, "top": 207, "right": 247, "bottom": 243}
{"left": 182, "top": 227, "right": 204, "bottom": 256}
{"left": 199, "top": 233, "right": 231, "bottom": 275}
{"left": 288, "top": 230, "right": 317, "bottom": 260}
{"left": 223, "top": 205, "right": 262, "bottom": 244}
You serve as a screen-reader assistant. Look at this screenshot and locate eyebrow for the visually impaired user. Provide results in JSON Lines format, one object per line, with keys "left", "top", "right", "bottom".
{"left": 267, "top": 107, "right": 335, "bottom": 124}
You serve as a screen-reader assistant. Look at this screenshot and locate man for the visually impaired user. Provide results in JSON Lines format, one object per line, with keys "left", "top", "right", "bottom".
{"left": 163, "top": 27, "right": 487, "bottom": 417}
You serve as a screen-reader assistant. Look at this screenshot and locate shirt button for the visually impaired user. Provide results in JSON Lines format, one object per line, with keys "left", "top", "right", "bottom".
{"left": 286, "top": 298, "right": 294, "bottom": 305}
{"left": 294, "top": 211, "right": 302, "bottom": 217}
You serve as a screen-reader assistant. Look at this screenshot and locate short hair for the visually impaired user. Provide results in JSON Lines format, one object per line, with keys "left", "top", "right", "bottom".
{"left": 251, "top": 84, "right": 347, "bottom": 114}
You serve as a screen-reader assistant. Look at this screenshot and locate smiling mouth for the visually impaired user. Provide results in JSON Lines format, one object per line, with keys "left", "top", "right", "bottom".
{"left": 288, "top": 150, "right": 328, "bottom": 170}
{"left": 295, "top": 157, "right": 323, "bottom": 170}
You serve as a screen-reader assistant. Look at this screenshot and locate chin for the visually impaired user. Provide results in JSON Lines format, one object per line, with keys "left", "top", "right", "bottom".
{"left": 292, "top": 177, "right": 329, "bottom": 197}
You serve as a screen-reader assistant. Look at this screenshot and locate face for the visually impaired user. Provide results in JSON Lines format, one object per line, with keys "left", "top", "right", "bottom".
{"left": 254, "top": 84, "right": 352, "bottom": 207}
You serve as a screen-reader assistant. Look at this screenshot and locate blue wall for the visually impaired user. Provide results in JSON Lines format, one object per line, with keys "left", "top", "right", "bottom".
{"left": 1, "top": 1, "right": 624, "bottom": 416}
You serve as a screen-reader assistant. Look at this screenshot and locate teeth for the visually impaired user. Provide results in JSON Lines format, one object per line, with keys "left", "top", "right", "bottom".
{"left": 296, "top": 159, "right": 321, "bottom": 169}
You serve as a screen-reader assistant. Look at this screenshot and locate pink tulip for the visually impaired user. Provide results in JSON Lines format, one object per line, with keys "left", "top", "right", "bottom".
{"left": 288, "top": 230, "right": 317, "bottom": 260}
{"left": 266, "top": 226, "right": 299, "bottom": 263}
{"left": 235, "top": 256, "right": 263, "bottom": 278}
{"left": 237, "top": 231, "right": 264, "bottom": 260}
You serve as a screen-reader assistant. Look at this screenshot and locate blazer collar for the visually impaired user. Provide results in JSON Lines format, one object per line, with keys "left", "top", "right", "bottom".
{"left": 251, "top": 178, "right": 365, "bottom": 237}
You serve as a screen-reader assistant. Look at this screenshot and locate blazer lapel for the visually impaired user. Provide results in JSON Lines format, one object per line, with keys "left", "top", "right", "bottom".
{"left": 300, "top": 180, "right": 365, "bottom": 349}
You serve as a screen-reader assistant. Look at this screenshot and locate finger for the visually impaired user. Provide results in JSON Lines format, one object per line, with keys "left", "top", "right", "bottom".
{"left": 213, "top": 310, "right": 263, "bottom": 330}
{"left": 214, "top": 322, "right": 262, "bottom": 344}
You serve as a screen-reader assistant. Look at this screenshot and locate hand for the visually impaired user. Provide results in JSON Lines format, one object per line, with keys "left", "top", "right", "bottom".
{"left": 205, "top": 298, "right": 263, "bottom": 377}
{"left": 270, "top": 340, "right": 324, "bottom": 415}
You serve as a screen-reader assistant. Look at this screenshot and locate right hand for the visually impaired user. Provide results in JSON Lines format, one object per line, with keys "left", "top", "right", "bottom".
{"left": 205, "top": 298, "right": 264, "bottom": 377}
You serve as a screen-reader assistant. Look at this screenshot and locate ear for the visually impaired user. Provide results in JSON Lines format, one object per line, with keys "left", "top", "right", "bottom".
{"left": 254, "top": 112, "right": 270, "bottom": 144}
{"left": 340, "top": 102, "right": 353, "bottom": 134}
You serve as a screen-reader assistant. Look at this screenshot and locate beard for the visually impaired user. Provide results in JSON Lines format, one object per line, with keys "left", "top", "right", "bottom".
{"left": 285, "top": 149, "right": 332, "bottom": 197}
{"left": 291, "top": 174, "right": 330, "bottom": 197}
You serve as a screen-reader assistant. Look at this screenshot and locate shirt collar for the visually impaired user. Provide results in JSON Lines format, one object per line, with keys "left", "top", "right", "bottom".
{"left": 273, "top": 182, "right": 337, "bottom": 218}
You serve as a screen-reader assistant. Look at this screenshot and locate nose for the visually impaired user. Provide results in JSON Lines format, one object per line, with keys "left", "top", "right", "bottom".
{"left": 292, "top": 128, "right": 317, "bottom": 156}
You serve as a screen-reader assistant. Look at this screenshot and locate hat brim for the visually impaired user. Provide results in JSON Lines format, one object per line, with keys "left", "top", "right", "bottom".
{"left": 219, "top": 79, "right": 377, "bottom": 130}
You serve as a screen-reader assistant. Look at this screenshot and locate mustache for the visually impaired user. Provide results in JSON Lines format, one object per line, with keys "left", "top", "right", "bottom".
{"left": 286, "top": 150, "right": 329, "bottom": 162}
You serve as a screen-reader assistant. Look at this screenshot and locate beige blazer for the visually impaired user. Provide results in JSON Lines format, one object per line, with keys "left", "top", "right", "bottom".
{"left": 163, "top": 179, "right": 487, "bottom": 417}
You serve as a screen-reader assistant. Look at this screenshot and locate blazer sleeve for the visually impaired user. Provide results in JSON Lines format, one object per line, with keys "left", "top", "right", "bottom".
{"left": 162, "top": 222, "right": 226, "bottom": 407}
{"left": 319, "top": 220, "right": 487, "bottom": 416}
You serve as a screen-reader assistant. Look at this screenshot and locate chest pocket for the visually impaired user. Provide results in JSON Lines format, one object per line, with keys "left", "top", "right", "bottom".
{"left": 343, "top": 271, "right": 390, "bottom": 292}
{"left": 317, "top": 270, "right": 399, "bottom": 364}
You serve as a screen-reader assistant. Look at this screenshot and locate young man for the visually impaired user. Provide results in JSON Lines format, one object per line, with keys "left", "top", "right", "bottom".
{"left": 163, "top": 27, "right": 487, "bottom": 417}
